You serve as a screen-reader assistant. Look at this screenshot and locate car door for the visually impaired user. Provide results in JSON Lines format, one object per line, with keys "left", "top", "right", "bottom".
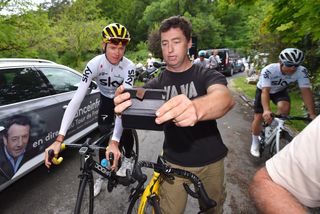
{"left": 37, "top": 65, "right": 100, "bottom": 142}
{"left": 0, "top": 64, "right": 100, "bottom": 191}
{"left": 0, "top": 66, "right": 59, "bottom": 190}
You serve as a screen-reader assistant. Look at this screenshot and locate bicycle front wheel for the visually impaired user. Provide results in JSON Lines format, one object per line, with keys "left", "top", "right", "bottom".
{"left": 131, "top": 129, "right": 139, "bottom": 167}
{"left": 127, "top": 188, "right": 161, "bottom": 214}
{"left": 269, "top": 131, "right": 293, "bottom": 157}
{"left": 74, "top": 175, "right": 94, "bottom": 214}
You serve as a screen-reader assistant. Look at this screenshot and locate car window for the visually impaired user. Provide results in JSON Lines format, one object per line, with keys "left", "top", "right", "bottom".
{"left": 40, "top": 67, "right": 81, "bottom": 94}
{"left": 0, "top": 67, "right": 53, "bottom": 106}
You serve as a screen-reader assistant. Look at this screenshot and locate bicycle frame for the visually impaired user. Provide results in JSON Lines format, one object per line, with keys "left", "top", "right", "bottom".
{"left": 137, "top": 171, "right": 161, "bottom": 214}
{"left": 263, "top": 117, "right": 285, "bottom": 151}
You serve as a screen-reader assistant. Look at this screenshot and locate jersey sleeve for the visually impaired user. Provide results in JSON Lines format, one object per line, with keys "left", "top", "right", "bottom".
{"left": 122, "top": 63, "right": 136, "bottom": 89}
{"left": 58, "top": 61, "right": 96, "bottom": 136}
{"left": 111, "top": 116, "right": 123, "bottom": 142}
{"left": 259, "top": 68, "right": 272, "bottom": 88}
{"left": 297, "top": 67, "right": 311, "bottom": 88}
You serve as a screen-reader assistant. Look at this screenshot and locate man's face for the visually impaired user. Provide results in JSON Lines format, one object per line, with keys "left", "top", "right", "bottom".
{"left": 281, "top": 63, "right": 297, "bottom": 75}
{"left": 161, "top": 28, "right": 192, "bottom": 71}
{"left": 3, "top": 124, "right": 30, "bottom": 158}
{"left": 104, "top": 42, "right": 126, "bottom": 65}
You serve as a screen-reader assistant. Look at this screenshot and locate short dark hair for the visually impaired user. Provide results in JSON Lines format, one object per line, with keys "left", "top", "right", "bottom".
{"left": 159, "top": 15, "right": 192, "bottom": 41}
{"left": 3, "top": 115, "right": 31, "bottom": 138}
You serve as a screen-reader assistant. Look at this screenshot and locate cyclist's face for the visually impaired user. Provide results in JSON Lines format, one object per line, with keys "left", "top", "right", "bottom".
{"left": 3, "top": 124, "right": 30, "bottom": 158}
{"left": 105, "top": 43, "right": 126, "bottom": 65}
{"left": 281, "top": 63, "right": 297, "bottom": 75}
{"left": 161, "top": 28, "right": 192, "bottom": 72}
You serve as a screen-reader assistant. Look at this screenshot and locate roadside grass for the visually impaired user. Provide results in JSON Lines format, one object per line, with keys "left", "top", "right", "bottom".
{"left": 232, "top": 76, "right": 309, "bottom": 131}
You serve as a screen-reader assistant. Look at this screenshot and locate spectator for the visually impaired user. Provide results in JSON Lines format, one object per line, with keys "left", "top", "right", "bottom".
{"left": 249, "top": 115, "right": 320, "bottom": 213}
{"left": 193, "top": 50, "right": 210, "bottom": 68}
{"left": 209, "top": 49, "right": 221, "bottom": 69}
{"left": 114, "top": 15, "right": 235, "bottom": 214}
{"left": 146, "top": 53, "right": 156, "bottom": 70}
{"left": 0, "top": 115, "right": 31, "bottom": 184}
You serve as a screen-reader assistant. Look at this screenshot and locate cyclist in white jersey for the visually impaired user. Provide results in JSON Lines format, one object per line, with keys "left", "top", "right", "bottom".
{"left": 44, "top": 23, "right": 136, "bottom": 196}
{"left": 250, "top": 48, "right": 316, "bottom": 157}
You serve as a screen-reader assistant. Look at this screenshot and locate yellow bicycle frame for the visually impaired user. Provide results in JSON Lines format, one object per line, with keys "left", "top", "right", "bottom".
{"left": 137, "top": 171, "right": 161, "bottom": 214}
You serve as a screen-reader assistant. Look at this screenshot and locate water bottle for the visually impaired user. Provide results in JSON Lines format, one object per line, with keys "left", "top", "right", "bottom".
{"left": 101, "top": 159, "right": 109, "bottom": 168}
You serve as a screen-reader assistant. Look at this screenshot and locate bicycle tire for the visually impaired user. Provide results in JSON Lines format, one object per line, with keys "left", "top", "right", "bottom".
{"left": 131, "top": 129, "right": 139, "bottom": 167}
{"left": 127, "top": 188, "right": 161, "bottom": 214}
{"left": 74, "top": 175, "right": 94, "bottom": 214}
{"left": 269, "top": 130, "right": 293, "bottom": 157}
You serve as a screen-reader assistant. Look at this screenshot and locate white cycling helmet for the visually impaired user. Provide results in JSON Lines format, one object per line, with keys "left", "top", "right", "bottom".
{"left": 279, "top": 48, "right": 304, "bottom": 66}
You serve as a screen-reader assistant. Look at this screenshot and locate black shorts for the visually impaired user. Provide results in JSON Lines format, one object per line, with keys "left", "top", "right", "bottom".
{"left": 254, "top": 88, "right": 290, "bottom": 113}
{"left": 98, "top": 94, "right": 115, "bottom": 133}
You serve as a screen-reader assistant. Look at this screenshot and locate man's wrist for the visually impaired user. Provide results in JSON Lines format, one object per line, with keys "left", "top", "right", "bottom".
{"left": 109, "top": 140, "right": 119, "bottom": 147}
{"left": 55, "top": 134, "right": 64, "bottom": 143}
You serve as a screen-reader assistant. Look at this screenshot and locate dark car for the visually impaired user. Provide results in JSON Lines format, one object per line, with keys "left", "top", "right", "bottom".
{"left": 0, "top": 58, "right": 100, "bottom": 191}
{"left": 206, "top": 48, "right": 244, "bottom": 76}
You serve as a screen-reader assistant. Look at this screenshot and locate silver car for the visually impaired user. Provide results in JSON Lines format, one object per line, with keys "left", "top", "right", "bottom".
{"left": 0, "top": 58, "right": 100, "bottom": 191}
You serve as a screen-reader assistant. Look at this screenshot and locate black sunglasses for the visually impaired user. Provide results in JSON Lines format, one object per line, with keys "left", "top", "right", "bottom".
{"left": 283, "top": 62, "right": 299, "bottom": 68}
{"left": 107, "top": 38, "right": 130, "bottom": 46}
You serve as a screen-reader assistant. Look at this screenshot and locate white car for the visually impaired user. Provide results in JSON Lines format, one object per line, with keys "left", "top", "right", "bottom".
{"left": 0, "top": 58, "right": 100, "bottom": 191}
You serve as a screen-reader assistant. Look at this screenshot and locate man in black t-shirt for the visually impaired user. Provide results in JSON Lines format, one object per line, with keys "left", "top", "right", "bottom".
{"left": 114, "top": 16, "right": 234, "bottom": 214}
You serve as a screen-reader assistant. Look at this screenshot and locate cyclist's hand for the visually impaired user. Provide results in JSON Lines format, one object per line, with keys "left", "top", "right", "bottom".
{"left": 44, "top": 140, "right": 63, "bottom": 168}
{"left": 262, "top": 110, "right": 273, "bottom": 124}
{"left": 114, "top": 85, "right": 132, "bottom": 115}
{"left": 106, "top": 140, "right": 121, "bottom": 171}
{"left": 155, "top": 94, "right": 198, "bottom": 127}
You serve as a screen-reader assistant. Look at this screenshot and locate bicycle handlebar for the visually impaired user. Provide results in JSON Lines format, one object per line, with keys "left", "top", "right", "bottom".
{"left": 271, "top": 113, "right": 312, "bottom": 122}
{"left": 48, "top": 138, "right": 107, "bottom": 165}
{"left": 133, "top": 160, "right": 217, "bottom": 212}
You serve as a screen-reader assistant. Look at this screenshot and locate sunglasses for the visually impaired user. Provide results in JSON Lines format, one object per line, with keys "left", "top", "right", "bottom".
{"left": 105, "top": 38, "right": 130, "bottom": 46}
{"left": 283, "top": 62, "right": 299, "bottom": 68}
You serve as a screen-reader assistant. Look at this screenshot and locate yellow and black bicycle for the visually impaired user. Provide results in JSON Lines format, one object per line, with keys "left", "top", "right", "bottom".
{"left": 127, "top": 156, "right": 216, "bottom": 214}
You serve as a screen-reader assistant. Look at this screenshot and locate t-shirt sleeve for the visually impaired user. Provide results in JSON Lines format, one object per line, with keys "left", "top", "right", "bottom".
{"left": 266, "top": 116, "right": 320, "bottom": 207}
{"left": 205, "top": 69, "right": 228, "bottom": 88}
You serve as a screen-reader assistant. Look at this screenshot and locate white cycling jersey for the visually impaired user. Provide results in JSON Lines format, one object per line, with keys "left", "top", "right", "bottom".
{"left": 59, "top": 54, "right": 136, "bottom": 142}
{"left": 257, "top": 63, "right": 311, "bottom": 94}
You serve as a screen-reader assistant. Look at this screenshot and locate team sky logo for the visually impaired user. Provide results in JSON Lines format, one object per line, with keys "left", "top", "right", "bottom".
{"left": 263, "top": 69, "right": 271, "bottom": 79}
{"left": 271, "top": 79, "right": 289, "bottom": 86}
{"left": 82, "top": 66, "right": 93, "bottom": 83}
{"left": 301, "top": 68, "right": 309, "bottom": 78}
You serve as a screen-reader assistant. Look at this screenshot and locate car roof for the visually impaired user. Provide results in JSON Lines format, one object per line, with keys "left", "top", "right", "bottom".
{"left": 0, "top": 58, "right": 56, "bottom": 67}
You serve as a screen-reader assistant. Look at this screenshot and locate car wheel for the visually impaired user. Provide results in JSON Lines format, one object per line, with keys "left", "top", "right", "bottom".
{"left": 240, "top": 65, "right": 245, "bottom": 72}
{"left": 228, "top": 67, "right": 234, "bottom": 76}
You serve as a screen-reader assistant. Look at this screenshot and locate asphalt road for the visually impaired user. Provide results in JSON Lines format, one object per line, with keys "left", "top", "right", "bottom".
{"left": 0, "top": 73, "right": 266, "bottom": 214}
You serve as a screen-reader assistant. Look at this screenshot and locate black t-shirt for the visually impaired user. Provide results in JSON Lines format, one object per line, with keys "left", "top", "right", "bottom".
{"left": 145, "top": 64, "right": 228, "bottom": 167}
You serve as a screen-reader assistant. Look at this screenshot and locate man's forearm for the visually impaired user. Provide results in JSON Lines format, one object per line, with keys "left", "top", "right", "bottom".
{"left": 249, "top": 167, "right": 307, "bottom": 214}
{"left": 261, "top": 90, "right": 271, "bottom": 112}
{"left": 300, "top": 88, "right": 316, "bottom": 116}
{"left": 192, "top": 84, "right": 234, "bottom": 121}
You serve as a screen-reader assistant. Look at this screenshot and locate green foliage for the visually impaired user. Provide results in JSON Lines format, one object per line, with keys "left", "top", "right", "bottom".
{"left": 0, "top": 0, "right": 319, "bottom": 92}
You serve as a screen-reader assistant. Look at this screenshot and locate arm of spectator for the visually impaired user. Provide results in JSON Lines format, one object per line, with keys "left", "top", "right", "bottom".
{"left": 249, "top": 167, "right": 308, "bottom": 214}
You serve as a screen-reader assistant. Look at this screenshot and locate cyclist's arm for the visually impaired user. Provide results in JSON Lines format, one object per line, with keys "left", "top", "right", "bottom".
{"left": 300, "top": 87, "right": 317, "bottom": 119}
{"left": 59, "top": 78, "right": 92, "bottom": 137}
{"left": 261, "top": 87, "right": 271, "bottom": 112}
{"left": 249, "top": 167, "right": 308, "bottom": 214}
